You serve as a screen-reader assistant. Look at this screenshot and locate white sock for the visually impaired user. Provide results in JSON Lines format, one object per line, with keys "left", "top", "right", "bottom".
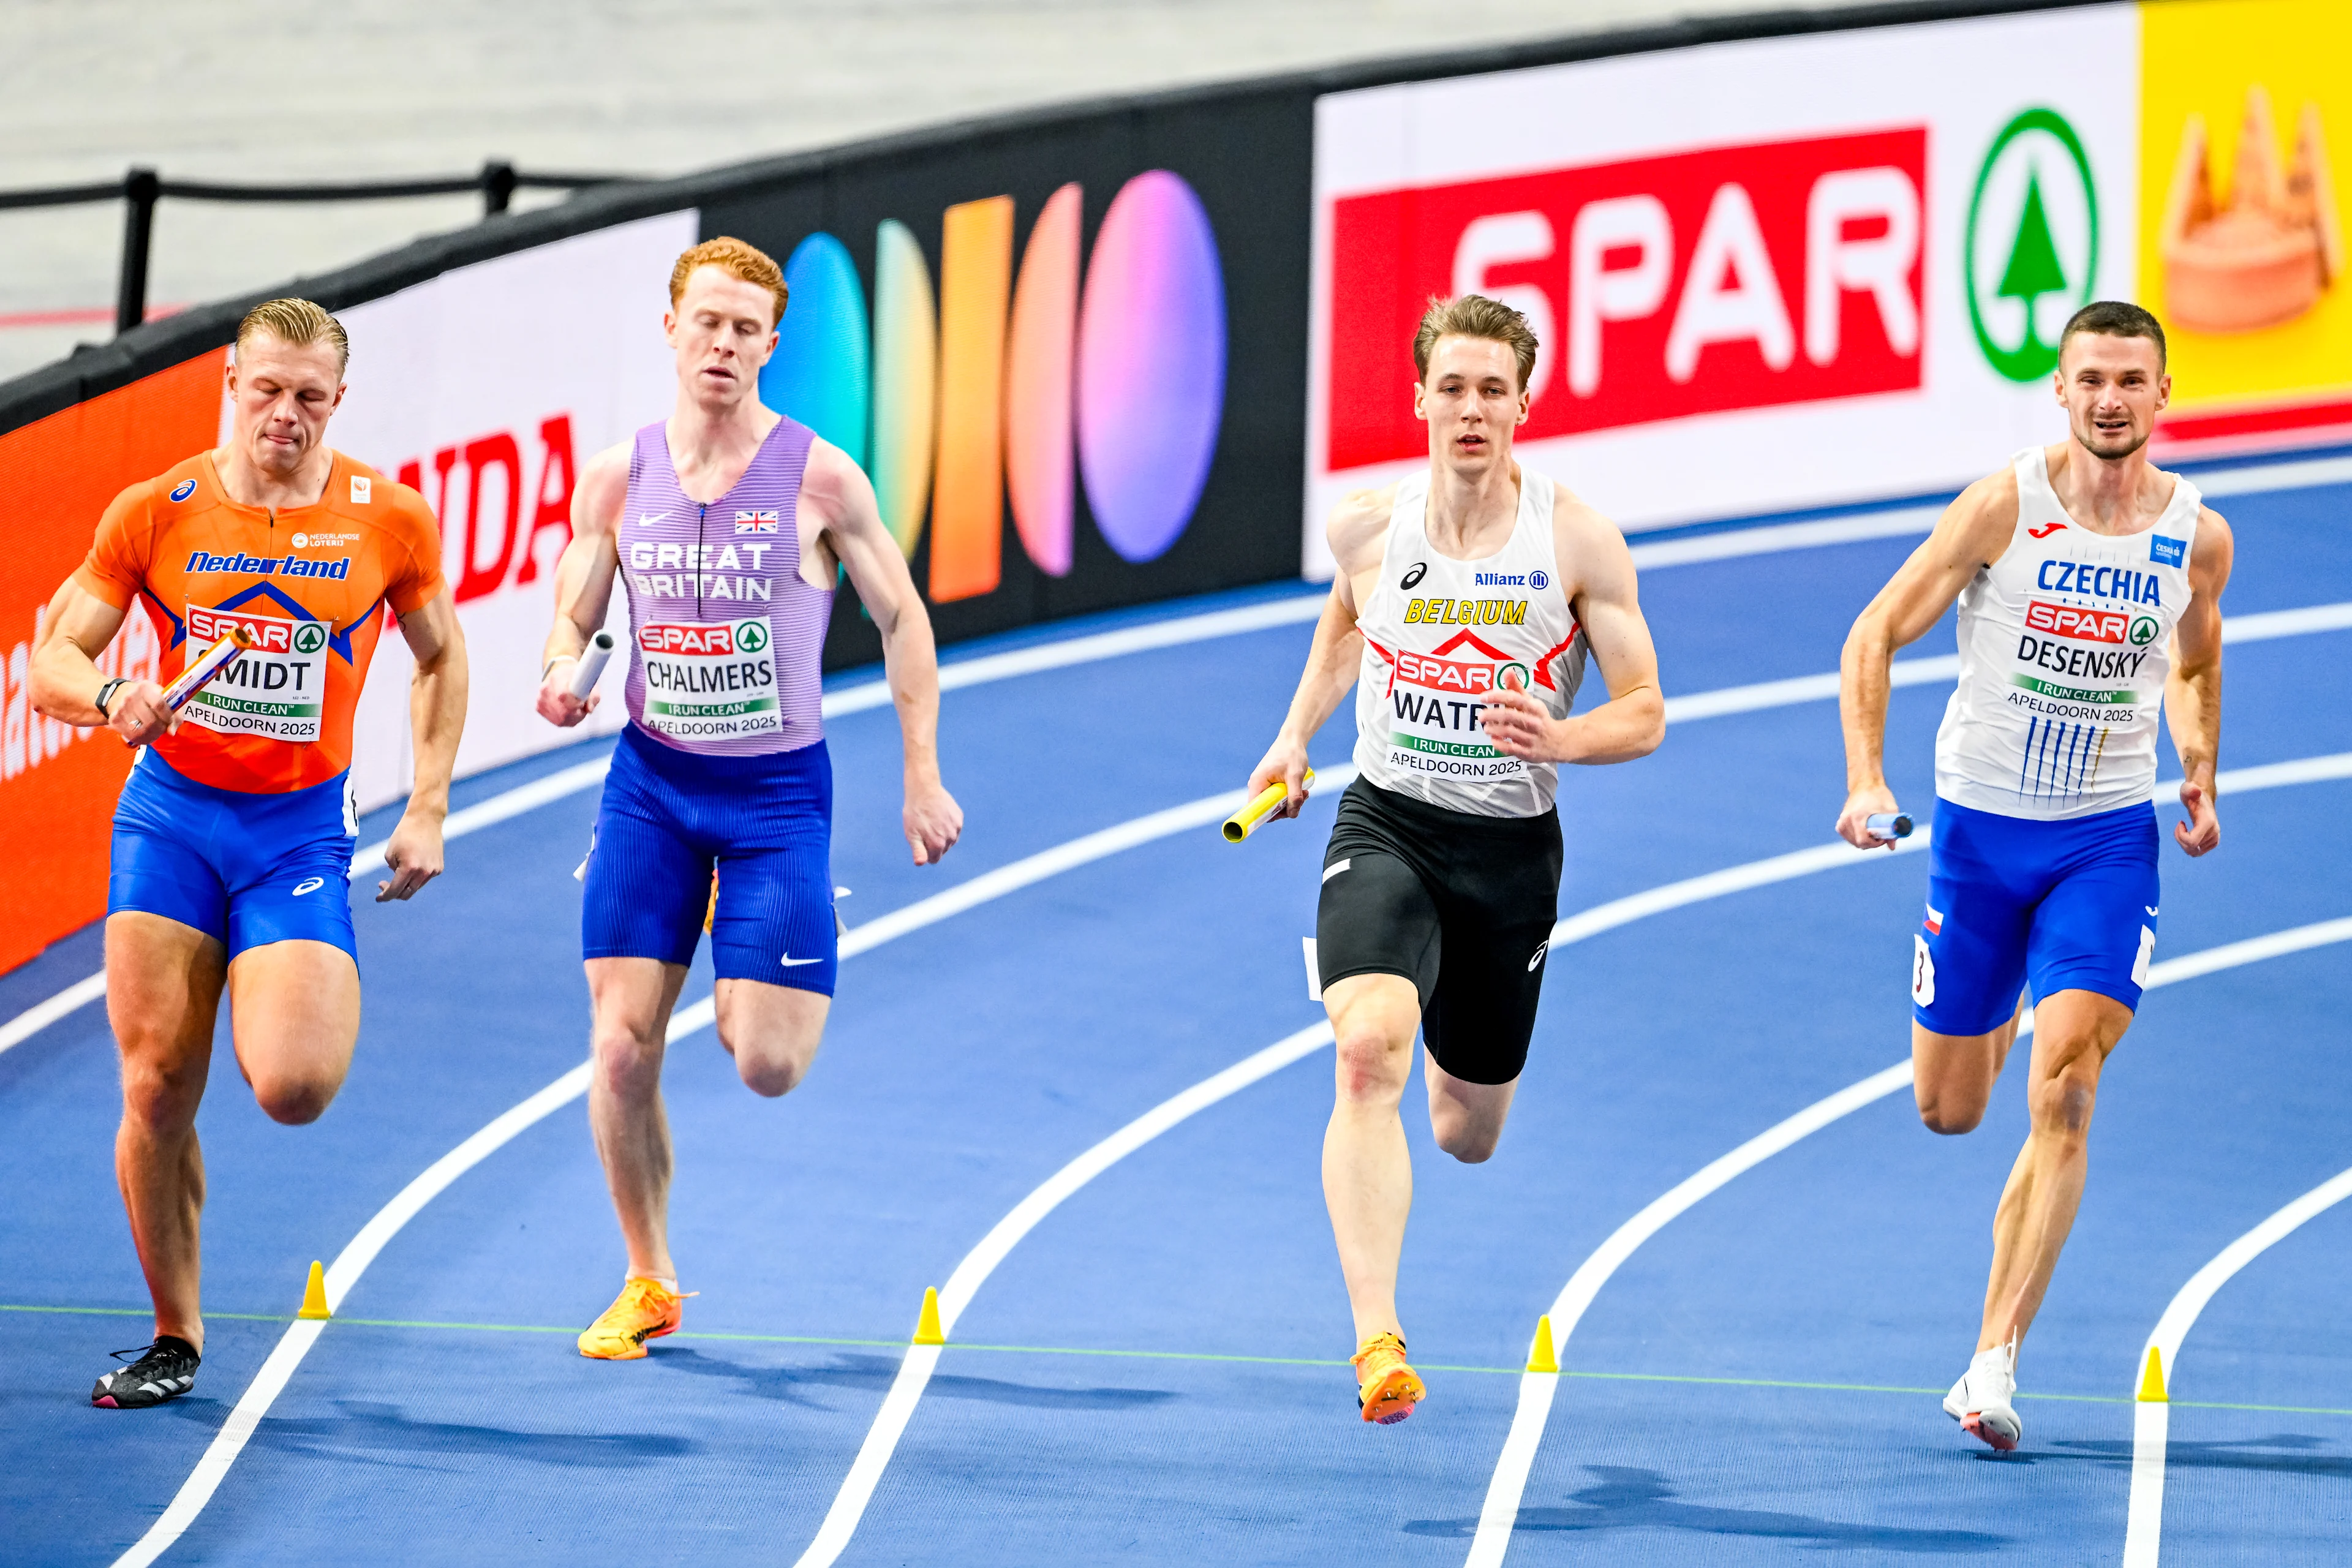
{"left": 628, "top": 1273, "right": 678, "bottom": 1292}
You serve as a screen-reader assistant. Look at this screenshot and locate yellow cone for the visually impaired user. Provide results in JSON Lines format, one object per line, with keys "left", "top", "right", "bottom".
{"left": 296, "top": 1260, "right": 331, "bottom": 1321}
{"left": 1526, "top": 1313, "right": 1559, "bottom": 1374}
{"left": 912, "top": 1286, "right": 945, "bottom": 1346}
{"left": 2137, "top": 1346, "right": 2167, "bottom": 1403}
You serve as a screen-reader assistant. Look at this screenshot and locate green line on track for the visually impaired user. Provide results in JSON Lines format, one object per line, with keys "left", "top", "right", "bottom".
{"left": 9, "top": 1303, "right": 2350, "bottom": 1418}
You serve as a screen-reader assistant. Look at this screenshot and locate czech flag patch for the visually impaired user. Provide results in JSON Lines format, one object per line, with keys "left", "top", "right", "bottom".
{"left": 734, "top": 510, "right": 780, "bottom": 534}
{"left": 1923, "top": 905, "right": 1943, "bottom": 936}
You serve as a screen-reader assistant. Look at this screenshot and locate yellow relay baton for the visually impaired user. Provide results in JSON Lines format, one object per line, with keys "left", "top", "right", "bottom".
{"left": 1223, "top": 768, "right": 1314, "bottom": 843}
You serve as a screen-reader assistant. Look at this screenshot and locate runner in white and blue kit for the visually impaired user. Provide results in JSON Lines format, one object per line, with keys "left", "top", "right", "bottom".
{"left": 536, "top": 238, "right": 962, "bottom": 1360}
{"left": 1838, "top": 302, "right": 2233, "bottom": 1453}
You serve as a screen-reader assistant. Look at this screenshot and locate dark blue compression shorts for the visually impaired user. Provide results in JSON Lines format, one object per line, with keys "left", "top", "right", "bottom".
{"left": 581, "top": 723, "right": 837, "bottom": 994}
{"left": 1912, "top": 796, "right": 2158, "bottom": 1036}
{"left": 108, "top": 749, "right": 359, "bottom": 962}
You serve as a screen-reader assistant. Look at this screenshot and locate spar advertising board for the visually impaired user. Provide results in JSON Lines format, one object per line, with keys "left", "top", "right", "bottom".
{"left": 320, "top": 213, "right": 693, "bottom": 812}
{"left": 1305, "top": 5, "right": 2144, "bottom": 567}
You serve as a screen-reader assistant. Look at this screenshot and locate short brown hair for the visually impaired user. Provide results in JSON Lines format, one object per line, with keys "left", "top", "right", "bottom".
{"left": 669, "top": 236, "right": 789, "bottom": 327}
{"left": 2059, "top": 300, "right": 2167, "bottom": 369}
{"left": 236, "top": 298, "right": 349, "bottom": 373}
{"left": 1413, "top": 294, "right": 1539, "bottom": 393}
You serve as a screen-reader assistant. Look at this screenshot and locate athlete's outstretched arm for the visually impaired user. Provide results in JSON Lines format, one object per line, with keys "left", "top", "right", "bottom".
{"left": 807, "top": 439, "right": 963, "bottom": 866}
{"left": 29, "top": 578, "right": 178, "bottom": 745}
{"left": 1245, "top": 491, "right": 1386, "bottom": 818}
{"left": 535, "top": 444, "right": 628, "bottom": 728}
{"left": 2165, "top": 507, "right": 2233, "bottom": 858}
{"left": 1836, "top": 473, "right": 2016, "bottom": 849}
{"left": 379, "top": 588, "right": 467, "bottom": 902}
{"left": 1482, "top": 489, "right": 1662, "bottom": 766}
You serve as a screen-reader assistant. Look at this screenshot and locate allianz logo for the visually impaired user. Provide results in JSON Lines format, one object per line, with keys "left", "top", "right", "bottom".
{"left": 1472, "top": 572, "right": 1527, "bottom": 587}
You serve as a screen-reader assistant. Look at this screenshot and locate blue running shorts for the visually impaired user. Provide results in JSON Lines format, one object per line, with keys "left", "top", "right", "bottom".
{"left": 108, "top": 750, "right": 360, "bottom": 962}
{"left": 1912, "top": 796, "right": 2159, "bottom": 1036}
{"left": 581, "top": 724, "right": 837, "bottom": 993}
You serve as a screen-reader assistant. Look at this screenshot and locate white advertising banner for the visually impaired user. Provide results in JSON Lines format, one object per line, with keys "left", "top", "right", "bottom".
{"left": 1306, "top": 4, "right": 2141, "bottom": 573}
{"left": 309, "top": 211, "right": 698, "bottom": 812}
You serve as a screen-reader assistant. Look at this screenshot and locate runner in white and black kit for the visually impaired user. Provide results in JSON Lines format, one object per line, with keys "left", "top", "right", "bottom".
{"left": 1246, "top": 295, "right": 1664, "bottom": 1425}
{"left": 535, "top": 238, "right": 963, "bottom": 1360}
{"left": 1837, "top": 301, "right": 2232, "bottom": 1451}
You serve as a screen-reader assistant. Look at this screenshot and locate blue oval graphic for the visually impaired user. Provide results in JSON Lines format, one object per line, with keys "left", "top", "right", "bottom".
{"left": 170, "top": 478, "right": 197, "bottom": 502}
{"left": 763, "top": 232, "right": 872, "bottom": 469}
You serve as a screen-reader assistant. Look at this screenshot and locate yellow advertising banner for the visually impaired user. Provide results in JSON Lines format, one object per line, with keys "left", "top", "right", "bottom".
{"left": 2143, "top": 0, "right": 2352, "bottom": 447}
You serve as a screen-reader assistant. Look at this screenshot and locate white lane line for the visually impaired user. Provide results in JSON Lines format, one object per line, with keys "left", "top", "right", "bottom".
{"left": 0, "top": 971, "right": 105, "bottom": 1056}
{"left": 110, "top": 741, "right": 2352, "bottom": 1564}
{"left": 12, "top": 582, "right": 2348, "bottom": 1059}
{"left": 2124, "top": 1082, "right": 2352, "bottom": 1568}
{"left": 1465, "top": 914, "right": 2352, "bottom": 1566}
{"left": 102, "top": 771, "right": 1330, "bottom": 1567}
{"left": 789, "top": 1021, "right": 1336, "bottom": 1568}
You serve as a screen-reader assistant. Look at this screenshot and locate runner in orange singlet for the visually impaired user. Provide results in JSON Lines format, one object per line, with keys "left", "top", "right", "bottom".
{"left": 29, "top": 298, "right": 469, "bottom": 1409}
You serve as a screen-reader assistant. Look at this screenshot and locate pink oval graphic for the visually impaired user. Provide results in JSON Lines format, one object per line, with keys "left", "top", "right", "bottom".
{"left": 1077, "top": 172, "right": 1226, "bottom": 564}
{"left": 1005, "top": 183, "right": 1082, "bottom": 577}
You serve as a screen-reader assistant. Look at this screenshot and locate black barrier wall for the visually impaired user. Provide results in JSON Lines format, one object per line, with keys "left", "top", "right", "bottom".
{"left": 0, "top": 0, "right": 2094, "bottom": 671}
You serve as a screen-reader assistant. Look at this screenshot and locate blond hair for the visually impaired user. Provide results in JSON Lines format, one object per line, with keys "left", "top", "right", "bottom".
{"left": 236, "top": 298, "right": 349, "bottom": 373}
{"left": 669, "top": 236, "right": 789, "bottom": 326}
{"left": 1412, "top": 294, "right": 1539, "bottom": 393}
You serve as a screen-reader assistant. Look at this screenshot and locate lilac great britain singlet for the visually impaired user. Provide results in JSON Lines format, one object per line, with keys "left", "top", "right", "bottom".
{"left": 619, "top": 417, "right": 832, "bottom": 757}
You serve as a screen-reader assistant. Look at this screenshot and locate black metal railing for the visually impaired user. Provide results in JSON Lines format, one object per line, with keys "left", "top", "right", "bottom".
{"left": 0, "top": 162, "right": 628, "bottom": 335}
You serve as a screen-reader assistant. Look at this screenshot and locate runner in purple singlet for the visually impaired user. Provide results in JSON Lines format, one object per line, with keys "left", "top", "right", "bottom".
{"left": 534, "top": 238, "right": 963, "bottom": 1359}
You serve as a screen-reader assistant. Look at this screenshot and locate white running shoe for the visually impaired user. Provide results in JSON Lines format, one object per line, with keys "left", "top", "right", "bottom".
{"left": 1942, "top": 1338, "right": 2022, "bottom": 1451}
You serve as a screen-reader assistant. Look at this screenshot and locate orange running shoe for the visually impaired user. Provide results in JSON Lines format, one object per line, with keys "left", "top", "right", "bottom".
{"left": 578, "top": 1276, "right": 690, "bottom": 1360}
{"left": 1352, "top": 1332, "right": 1425, "bottom": 1425}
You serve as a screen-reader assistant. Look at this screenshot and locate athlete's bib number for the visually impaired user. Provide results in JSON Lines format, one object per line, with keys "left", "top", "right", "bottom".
{"left": 638, "top": 617, "right": 782, "bottom": 739}
{"left": 1382, "top": 646, "right": 1528, "bottom": 782}
{"left": 181, "top": 605, "right": 326, "bottom": 742}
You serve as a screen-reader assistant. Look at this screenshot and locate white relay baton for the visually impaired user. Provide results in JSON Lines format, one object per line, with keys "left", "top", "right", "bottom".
{"left": 568, "top": 630, "right": 616, "bottom": 699}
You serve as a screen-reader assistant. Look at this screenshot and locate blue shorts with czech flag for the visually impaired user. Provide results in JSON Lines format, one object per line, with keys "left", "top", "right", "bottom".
{"left": 1911, "top": 797, "right": 2159, "bottom": 1036}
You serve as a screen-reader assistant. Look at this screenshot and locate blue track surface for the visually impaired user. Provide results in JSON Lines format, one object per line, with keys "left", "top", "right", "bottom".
{"left": 4, "top": 470, "right": 2348, "bottom": 1566}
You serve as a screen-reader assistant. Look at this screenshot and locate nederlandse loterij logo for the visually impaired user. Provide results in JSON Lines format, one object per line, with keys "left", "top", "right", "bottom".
{"left": 1966, "top": 108, "right": 2099, "bottom": 383}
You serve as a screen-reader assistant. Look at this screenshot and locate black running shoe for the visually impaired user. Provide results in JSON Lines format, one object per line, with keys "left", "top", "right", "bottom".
{"left": 91, "top": 1336, "right": 199, "bottom": 1408}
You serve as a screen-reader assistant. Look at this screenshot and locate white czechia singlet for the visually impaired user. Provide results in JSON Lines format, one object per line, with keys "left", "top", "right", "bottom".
{"left": 1934, "top": 446, "right": 2201, "bottom": 821}
{"left": 1353, "top": 467, "right": 1587, "bottom": 818}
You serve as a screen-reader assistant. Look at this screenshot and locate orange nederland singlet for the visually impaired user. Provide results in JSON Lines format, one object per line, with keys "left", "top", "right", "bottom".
{"left": 74, "top": 450, "right": 445, "bottom": 794}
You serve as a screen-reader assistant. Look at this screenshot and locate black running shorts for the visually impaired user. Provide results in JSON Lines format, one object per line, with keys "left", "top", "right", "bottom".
{"left": 1314, "top": 778, "right": 1564, "bottom": 1086}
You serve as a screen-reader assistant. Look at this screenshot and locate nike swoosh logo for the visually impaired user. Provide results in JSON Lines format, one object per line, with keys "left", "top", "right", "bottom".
{"left": 778, "top": 955, "right": 823, "bottom": 967}
{"left": 639, "top": 513, "right": 665, "bottom": 527}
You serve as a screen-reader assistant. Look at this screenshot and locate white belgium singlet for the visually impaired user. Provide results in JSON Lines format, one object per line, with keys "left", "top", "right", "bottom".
{"left": 1934, "top": 447, "right": 2201, "bottom": 821}
{"left": 1354, "top": 468, "right": 1587, "bottom": 817}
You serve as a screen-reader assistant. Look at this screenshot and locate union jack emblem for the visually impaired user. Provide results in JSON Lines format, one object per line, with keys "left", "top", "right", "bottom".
{"left": 734, "top": 510, "right": 780, "bottom": 534}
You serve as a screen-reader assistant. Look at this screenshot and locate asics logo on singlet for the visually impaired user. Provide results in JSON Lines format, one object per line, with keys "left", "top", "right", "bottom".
{"left": 169, "top": 479, "right": 197, "bottom": 503}
{"left": 2034, "top": 560, "right": 2162, "bottom": 606}
{"left": 291, "top": 877, "right": 325, "bottom": 896}
{"left": 1526, "top": 941, "right": 1548, "bottom": 973}
{"left": 1400, "top": 563, "right": 1428, "bottom": 590}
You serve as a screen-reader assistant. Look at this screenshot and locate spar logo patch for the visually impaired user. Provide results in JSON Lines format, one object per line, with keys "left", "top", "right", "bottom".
{"left": 2026, "top": 600, "right": 2127, "bottom": 645}
{"left": 169, "top": 479, "right": 198, "bottom": 503}
{"left": 735, "top": 510, "right": 780, "bottom": 535}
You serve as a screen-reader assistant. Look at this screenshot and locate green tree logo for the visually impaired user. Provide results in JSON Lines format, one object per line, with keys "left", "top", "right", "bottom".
{"left": 1966, "top": 108, "right": 2099, "bottom": 383}
{"left": 292, "top": 622, "right": 327, "bottom": 654}
{"left": 733, "top": 619, "right": 770, "bottom": 654}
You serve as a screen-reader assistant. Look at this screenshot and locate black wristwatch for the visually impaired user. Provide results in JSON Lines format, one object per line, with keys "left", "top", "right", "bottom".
{"left": 94, "top": 677, "right": 128, "bottom": 719}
